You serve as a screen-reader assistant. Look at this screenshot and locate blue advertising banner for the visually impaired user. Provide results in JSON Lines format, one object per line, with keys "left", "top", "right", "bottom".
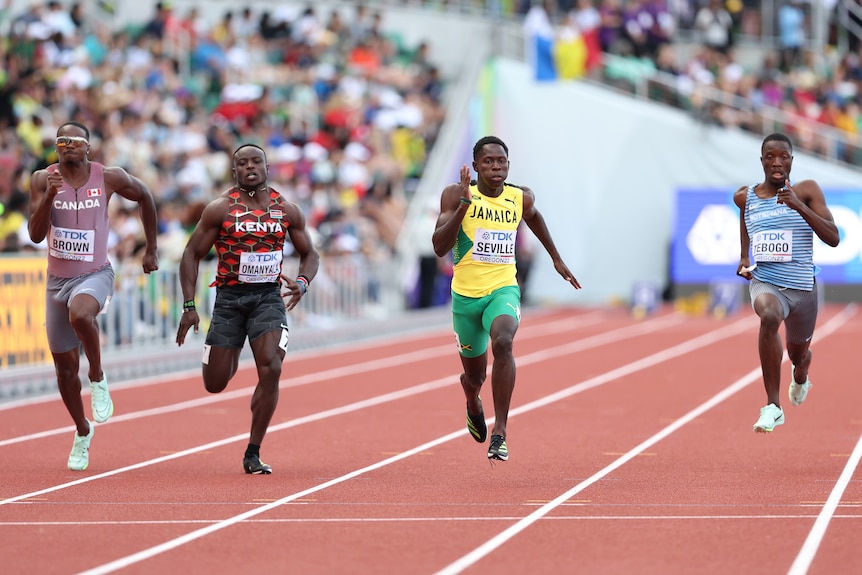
{"left": 671, "top": 188, "right": 862, "bottom": 284}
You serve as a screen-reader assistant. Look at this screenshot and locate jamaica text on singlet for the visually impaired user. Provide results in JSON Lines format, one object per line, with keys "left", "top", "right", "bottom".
{"left": 451, "top": 183, "right": 523, "bottom": 298}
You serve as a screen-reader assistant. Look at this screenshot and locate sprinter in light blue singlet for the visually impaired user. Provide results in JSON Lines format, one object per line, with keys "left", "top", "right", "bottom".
{"left": 734, "top": 133, "right": 840, "bottom": 434}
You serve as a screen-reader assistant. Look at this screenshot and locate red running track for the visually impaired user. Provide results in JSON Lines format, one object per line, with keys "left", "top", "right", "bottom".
{"left": 1, "top": 304, "right": 861, "bottom": 575}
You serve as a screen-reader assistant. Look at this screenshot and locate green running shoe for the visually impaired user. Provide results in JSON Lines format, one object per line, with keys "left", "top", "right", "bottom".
{"left": 68, "top": 420, "right": 94, "bottom": 471}
{"left": 753, "top": 403, "right": 785, "bottom": 433}
{"left": 789, "top": 365, "right": 812, "bottom": 407}
{"left": 90, "top": 376, "right": 114, "bottom": 423}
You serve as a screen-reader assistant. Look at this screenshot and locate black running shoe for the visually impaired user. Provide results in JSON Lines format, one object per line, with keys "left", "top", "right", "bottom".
{"left": 466, "top": 397, "right": 487, "bottom": 443}
{"left": 487, "top": 434, "right": 508, "bottom": 461}
{"left": 243, "top": 454, "right": 272, "bottom": 474}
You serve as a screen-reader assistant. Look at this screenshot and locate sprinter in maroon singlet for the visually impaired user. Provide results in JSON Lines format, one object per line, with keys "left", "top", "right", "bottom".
{"left": 175, "top": 144, "right": 320, "bottom": 474}
{"left": 28, "top": 121, "right": 159, "bottom": 471}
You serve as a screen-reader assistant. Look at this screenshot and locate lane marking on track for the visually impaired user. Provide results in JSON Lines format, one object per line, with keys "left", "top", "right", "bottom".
{"left": 4, "top": 514, "right": 861, "bottom": 527}
{"left": 787, "top": 430, "right": 862, "bottom": 575}
{"left": 1, "top": 313, "right": 686, "bottom": 507}
{"left": 47, "top": 316, "right": 760, "bottom": 575}
{"left": 0, "top": 309, "right": 607, "bottom": 411}
{"left": 0, "top": 311, "right": 670, "bottom": 447}
{"left": 434, "top": 304, "right": 857, "bottom": 575}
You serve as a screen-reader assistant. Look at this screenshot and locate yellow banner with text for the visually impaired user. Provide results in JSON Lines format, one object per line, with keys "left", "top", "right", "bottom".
{"left": 0, "top": 257, "right": 50, "bottom": 367}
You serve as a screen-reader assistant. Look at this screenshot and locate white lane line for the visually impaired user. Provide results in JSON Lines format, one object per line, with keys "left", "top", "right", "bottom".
{"left": 6, "top": 514, "right": 860, "bottom": 527}
{"left": 63, "top": 316, "right": 754, "bottom": 575}
{"left": 0, "top": 346, "right": 453, "bottom": 447}
{"left": 434, "top": 304, "right": 856, "bottom": 575}
{"left": 0, "top": 312, "right": 662, "bottom": 447}
{"left": 70, "top": 428, "right": 470, "bottom": 575}
{"left": 0, "top": 313, "right": 683, "bottom": 506}
{"left": 787, "top": 431, "right": 862, "bottom": 575}
{"left": 0, "top": 309, "right": 607, "bottom": 411}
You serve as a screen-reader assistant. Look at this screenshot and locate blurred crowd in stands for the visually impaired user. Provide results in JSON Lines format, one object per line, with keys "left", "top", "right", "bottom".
{"left": 0, "top": 0, "right": 444, "bottom": 288}
{"left": 523, "top": 0, "right": 862, "bottom": 165}
{"left": 3, "top": 0, "right": 862, "bottom": 301}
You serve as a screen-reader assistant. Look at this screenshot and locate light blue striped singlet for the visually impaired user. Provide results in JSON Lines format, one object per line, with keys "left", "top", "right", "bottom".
{"left": 743, "top": 184, "right": 815, "bottom": 291}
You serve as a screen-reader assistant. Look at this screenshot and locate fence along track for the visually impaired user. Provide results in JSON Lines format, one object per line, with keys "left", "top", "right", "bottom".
{"left": 1, "top": 255, "right": 417, "bottom": 401}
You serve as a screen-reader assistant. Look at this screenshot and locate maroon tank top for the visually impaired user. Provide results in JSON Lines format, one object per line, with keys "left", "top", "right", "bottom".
{"left": 47, "top": 162, "right": 110, "bottom": 278}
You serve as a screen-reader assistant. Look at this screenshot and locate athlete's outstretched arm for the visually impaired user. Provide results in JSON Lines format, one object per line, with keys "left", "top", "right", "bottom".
{"left": 106, "top": 168, "right": 159, "bottom": 273}
{"left": 521, "top": 187, "right": 581, "bottom": 289}
{"left": 176, "top": 198, "right": 226, "bottom": 345}
{"left": 282, "top": 202, "right": 320, "bottom": 311}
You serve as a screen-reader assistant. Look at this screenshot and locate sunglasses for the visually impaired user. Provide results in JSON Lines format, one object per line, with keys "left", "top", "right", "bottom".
{"left": 56, "top": 136, "right": 89, "bottom": 147}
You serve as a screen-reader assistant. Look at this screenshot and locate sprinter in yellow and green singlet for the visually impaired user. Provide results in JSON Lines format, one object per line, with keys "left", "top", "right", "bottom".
{"left": 432, "top": 136, "right": 581, "bottom": 462}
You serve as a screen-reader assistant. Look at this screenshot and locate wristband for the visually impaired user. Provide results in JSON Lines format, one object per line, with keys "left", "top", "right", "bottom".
{"left": 296, "top": 276, "right": 309, "bottom": 295}
{"left": 182, "top": 299, "right": 196, "bottom": 312}
{"left": 459, "top": 197, "right": 471, "bottom": 206}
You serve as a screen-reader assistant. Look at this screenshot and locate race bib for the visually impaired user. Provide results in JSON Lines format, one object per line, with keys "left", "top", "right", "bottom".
{"left": 471, "top": 227, "right": 516, "bottom": 265}
{"left": 49, "top": 226, "right": 95, "bottom": 262}
{"left": 752, "top": 230, "right": 793, "bottom": 262}
{"left": 238, "top": 250, "right": 282, "bottom": 283}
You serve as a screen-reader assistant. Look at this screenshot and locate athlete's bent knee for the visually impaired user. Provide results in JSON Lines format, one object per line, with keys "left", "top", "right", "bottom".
{"left": 203, "top": 377, "right": 230, "bottom": 394}
{"left": 256, "top": 358, "right": 282, "bottom": 385}
{"left": 54, "top": 363, "right": 78, "bottom": 384}
{"left": 489, "top": 333, "right": 514, "bottom": 358}
{"left": 68, "top": 308, "right": 97, "bottom": 332}
{"left": 758, "top": 308, "right": 783, "bottom": 332}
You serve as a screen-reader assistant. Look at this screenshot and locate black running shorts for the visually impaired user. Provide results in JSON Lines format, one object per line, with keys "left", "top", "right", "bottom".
{"left": 205, "top": 284, "right": 288, "bottom": 349}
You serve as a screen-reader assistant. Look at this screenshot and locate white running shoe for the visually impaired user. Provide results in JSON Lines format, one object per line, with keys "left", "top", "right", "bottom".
{"left": 753, "top": 403, "right": 785, "bottom": 433}
{"left": 68, "top": 420, "right": 94, "bottom": 471}
{"left": 789, "top": 365, "right": 812, "bottom": 407}
{"left": 90, "top": 375, "right": 114, "bottom": 423}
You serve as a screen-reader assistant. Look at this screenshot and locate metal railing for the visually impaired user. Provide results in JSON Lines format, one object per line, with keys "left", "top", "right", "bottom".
{"left": 0, "top": 254, "right": 406, "bottom": 399}
{"left": 597, "top": 53, "right": 862, "bottom": 170}
{"left": 0, "top": 255, "right": 403, "bottom": 364}
{"left": 102, "top": 255, "right": 404, "bottom": 350}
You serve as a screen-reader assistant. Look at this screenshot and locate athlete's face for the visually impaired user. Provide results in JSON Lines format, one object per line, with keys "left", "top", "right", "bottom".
{"left": 760, "top": 140, "right": 793, "bottom": 187}
{"left": 56, "top": 125, "right": 90, "bottom": 161}
{"left": 233, "top": 147, "right": 268, "bottom": 187}
{"left": 473, "top": 144, "right": 509, "bottom": 189}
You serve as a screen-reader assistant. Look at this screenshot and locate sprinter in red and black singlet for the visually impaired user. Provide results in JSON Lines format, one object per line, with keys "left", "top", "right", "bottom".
{"left": 212, "top": 187, "right": 289, "bottom": 287}
{"left": 28, "top": 121, "right": 159, "bottom": 471}
{"left": 176, "top": 144, "right": 320, "bottom": 475}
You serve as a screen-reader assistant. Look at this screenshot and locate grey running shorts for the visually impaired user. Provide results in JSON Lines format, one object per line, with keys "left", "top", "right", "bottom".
{"left": 45, "top": 264, "right": 115, "bottom": 353}
{"left": 206, "top": 284, "right": 288, "bottom": 349}
{"left": 749, "top": 278, "right": 819, "bottom": 345}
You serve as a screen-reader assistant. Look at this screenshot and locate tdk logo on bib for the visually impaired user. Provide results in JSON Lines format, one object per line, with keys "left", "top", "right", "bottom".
{"left": 482, "top": 231, "right": 514, "bottom": 241}
{"left": 55, "top": 229, "right": 90, "bottom": 240}
{"left": 247, "top": 253, "right": 280, "bottom": 263}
